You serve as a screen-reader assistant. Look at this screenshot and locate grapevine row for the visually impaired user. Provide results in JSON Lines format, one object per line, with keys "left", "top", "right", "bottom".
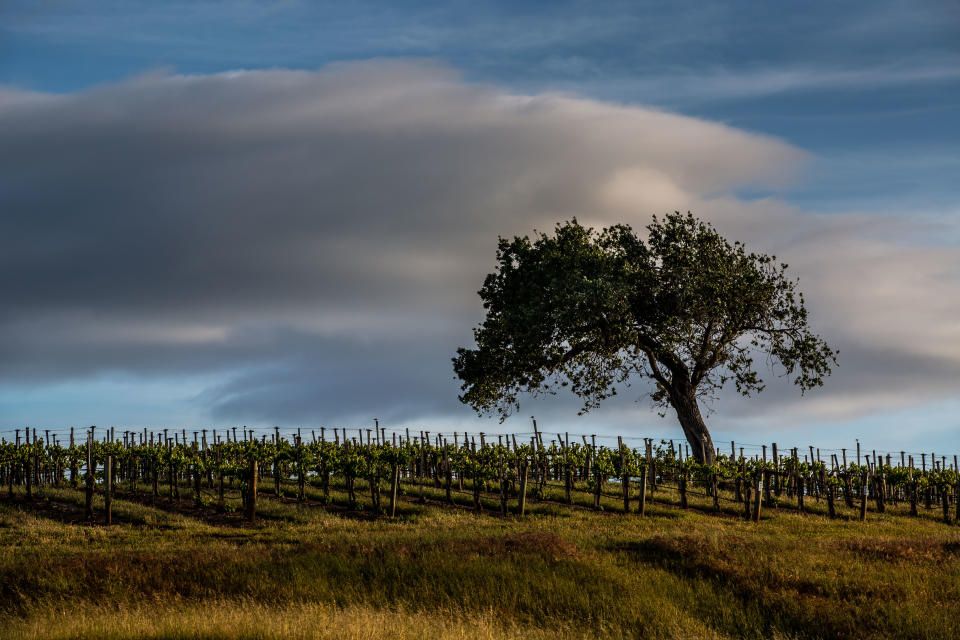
{"left": 1, "top": 425, "right": 957, "bottom": 525}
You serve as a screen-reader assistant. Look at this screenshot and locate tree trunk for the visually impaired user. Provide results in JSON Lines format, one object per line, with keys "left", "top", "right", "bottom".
{"left": 670, "top": 385, "right": 715, "bottom": 465}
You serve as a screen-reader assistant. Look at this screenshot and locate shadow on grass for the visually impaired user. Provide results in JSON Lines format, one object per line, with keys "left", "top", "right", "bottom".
{"left": 0, "top": 525, "right": 631, "bottom": 632}
{"left": 606, "top": 534, "right": 888, "bottom": 640}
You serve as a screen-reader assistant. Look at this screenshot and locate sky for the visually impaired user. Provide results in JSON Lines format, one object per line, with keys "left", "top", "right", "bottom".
{"left": 1, "top": 0, "right": 959, "bottom": 455}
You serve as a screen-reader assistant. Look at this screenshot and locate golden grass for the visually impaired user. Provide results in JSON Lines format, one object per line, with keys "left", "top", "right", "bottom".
{"left": 1, "top": 481, "right": 958, "bottom": 640}
{"left": 7, "top": 600, "right": 601, "bottom": 640}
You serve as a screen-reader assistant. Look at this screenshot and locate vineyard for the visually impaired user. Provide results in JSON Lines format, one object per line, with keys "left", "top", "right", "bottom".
{"left": 2, "top": 424, "right": 958, "bottom": 526}
{"left": 3, "top": 424, "right": 960, "bottom": 640}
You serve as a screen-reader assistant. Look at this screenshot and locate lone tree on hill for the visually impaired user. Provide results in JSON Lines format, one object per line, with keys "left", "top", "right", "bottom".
{"left": 453, "top": 212, "right": 837, "bottom": 464}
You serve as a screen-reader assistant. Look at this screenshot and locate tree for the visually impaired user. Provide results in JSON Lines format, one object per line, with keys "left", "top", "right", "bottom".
{"left": 453, "top": 212, "right": 836, "bottom": 464}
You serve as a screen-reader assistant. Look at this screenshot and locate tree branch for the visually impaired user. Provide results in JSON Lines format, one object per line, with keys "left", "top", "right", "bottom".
{"left": 635, "top": 332, "right": 688, "bottom": 381}
{"left": 639, "top": 344, "right": 671, "bottom": 388}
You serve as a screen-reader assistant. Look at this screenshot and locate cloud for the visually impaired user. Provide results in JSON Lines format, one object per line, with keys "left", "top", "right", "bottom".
{"left": 630, "top": 64, "right": 960, "bottom": 102}
{"left": 1, "top": 60, "right": 958, "bottom": 433}
{"left": 530, "top": 60, "right": 960, "bottom": 109}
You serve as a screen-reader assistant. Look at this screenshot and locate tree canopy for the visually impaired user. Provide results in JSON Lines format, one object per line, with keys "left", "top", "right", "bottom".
{"left": 453, "top": 212, "right": 837, "bottom": 464}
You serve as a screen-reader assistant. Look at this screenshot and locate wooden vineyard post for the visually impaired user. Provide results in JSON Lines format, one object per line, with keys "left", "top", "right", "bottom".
{"left": 518, "top": 456, "right": 529, "bottom": 516}
{"left": 583, "top": 435, "right": 592, "bottom": 482}
{"left": 246, "top": 456, "right": 258, "bottom": 523}
{"left": 826, "top": 472, "right": 836, "bottom": 519}
{"left": 389, "top": 461, "right": 399, "bottom": 519}
{"left": 637, "top": 466, "right": 647, "bottom": 516}
{"left": 273, "top": 436, "right": 281, "bottom": 500}
{"left": 472, "top": 469, "right": 482, "bottom": 513}
{"left": 192, "top": 442, "right": 202, "bottom": 505}
{"left": 743, "top": 475, "right": 752, "bottom": 520}
{"left": 619, "top": 437, "right": 630, "bottom": 513}
{"left": 648, "top": 440, "right": 656, "bottom": 497}
{"left": 444, "top": 447, "right": 453, "bottom": 505}
{"left": 859, "top": 471, "right": 867, "bottom": 522}
{"left": 202, "top": 429, "right": 211, "bottom": 490}
{"left": 24, "top": 429, "right": 32, "bottom": 501}
{"left": 499, "top": 452, "right": 508, "bottom": 516}
{"left": 752, "top": 473, "right": 761, "bottom": 522}
{"left": 85, "top": 430, "right": 94, "bottom": 522}
{"left": 942, "top": 482, "right": 951, "bottom": 525}
{"left": 430, "top": 433, "right": 441, "bottom": 489}
{"left": 796, "top": 466, "right": 805, "bottom": 514}
{"left": 772, "top": 443, "right": 781, "bottom": 496}
{"left": 31, "top": 431, "right": 40, "bottom": 488}
{"left": 679, "top": 471, "right": 687, "bottom": 509}
{"left": 174, "top": 435, "right": 183, "bottom": 500}
{"left": 406, "top": 429, "right": 413, "bottom": 481}
{"left": 457, "top": 436, "right": 464, "bottom": 492}
{"left": 124, "top": 439, "right": 132, "bottom": 493}
{"left": 733, "top": 441, "right": 742, "bottom": 503}
{"left": 70, "top": 427, "right": 78, "bottom": 488}
{"left": 809, "top": 445, "right": 817, "bottom": 501}
{"left": 104, "top": 454, "right": 112, "bottom": 525}
{"left": 676, "top": 443, "right": 687, "bottom": 510}
{"left": 296, "top": 435, "right": 305, "bottom": 503}
{"left": 216, "top": 443, "right": 224, "bottom": 509}
{"left": 166, "top": 433, "right": 175, "bottom": 499}
{"left": 875, "top": 467, "right": 886, "bottom": 514}
{"left": 843, "top": 454, "right": 854, "bottom": 508}
{"left": 320, "top": 444, "right": 331, "bottom": 505}
{"left": 909, "top": 463, "right": 918, "bottom": 517}
{"left": 537, "top": 433, "right": 547, "bottom": 499}
{"left": 712, "top": 472, "right": 720, "bottom": 512}
{"left": 418, "top": 443, "right": 426, "bottom": 505}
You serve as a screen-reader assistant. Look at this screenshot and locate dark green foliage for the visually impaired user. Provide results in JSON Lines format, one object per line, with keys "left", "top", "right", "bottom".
{"left": 454, "top": 212, "right": 836, "bottom": 460}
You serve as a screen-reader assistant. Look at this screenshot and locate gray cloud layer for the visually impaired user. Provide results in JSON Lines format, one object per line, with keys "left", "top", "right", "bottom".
{"left": 1, "top": 61, "right": 958, "bottom": 428}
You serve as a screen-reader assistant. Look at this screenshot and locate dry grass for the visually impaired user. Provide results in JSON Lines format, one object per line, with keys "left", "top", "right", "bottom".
{"left": 7, "top": 601, "right": 611, "bottom": 640}
{"left": 1, "top": 481, "right": 959, "bottom": 639}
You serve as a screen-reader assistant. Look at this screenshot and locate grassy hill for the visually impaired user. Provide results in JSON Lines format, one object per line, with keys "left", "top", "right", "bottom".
{"left": 1, "top": 481, "right": 958, "bottom": 640}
